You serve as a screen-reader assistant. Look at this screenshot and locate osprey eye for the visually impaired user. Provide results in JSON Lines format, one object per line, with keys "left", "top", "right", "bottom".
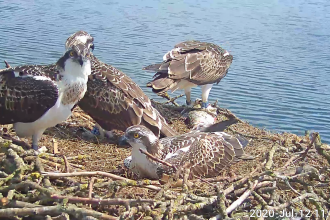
{"left": 69, "top": 51, "right": 74, "bottom": 57}
{"left": 134, "top": 133, "right": 139, "bottom": 138}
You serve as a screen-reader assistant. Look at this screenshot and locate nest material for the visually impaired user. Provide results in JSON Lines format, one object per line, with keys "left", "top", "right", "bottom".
{"left": 0, "top": 101, "right": 329, "bottom": 220}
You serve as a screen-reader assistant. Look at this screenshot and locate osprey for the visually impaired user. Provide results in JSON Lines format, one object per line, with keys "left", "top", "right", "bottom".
{"left": 62, "top": 31, "right": 178, "bottom": 138}
{"left": 120, "top": 120, "right": 252, "bottom": 179}
{"left": 145, "top": 40, "right": 233, "bottom": 109}
{"left": 0, "top": 44, "right": 91, "bottom": 150}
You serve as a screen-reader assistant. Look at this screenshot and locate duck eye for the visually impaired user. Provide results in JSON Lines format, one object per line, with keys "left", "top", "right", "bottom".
{"left": 69, "top": 51, "right": 74, "bottom": 57}
{"left": 134, "top": 133, "right": 139, "bottom": 138}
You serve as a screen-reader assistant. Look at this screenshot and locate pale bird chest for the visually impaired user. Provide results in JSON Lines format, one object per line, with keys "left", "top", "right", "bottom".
{"left": 131, "top": 147, "right": 159, "bottom": 179}
{"left": 61, "top": 83, "right": 87, "bottom": 105}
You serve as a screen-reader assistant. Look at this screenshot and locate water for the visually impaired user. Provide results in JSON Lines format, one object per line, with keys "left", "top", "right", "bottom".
{"left": 1, "top": 0, "right": 329, "bottom": 142}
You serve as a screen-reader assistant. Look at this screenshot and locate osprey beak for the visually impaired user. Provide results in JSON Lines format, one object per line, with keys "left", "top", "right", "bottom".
{"left": 118, "top": 135, "right": 130, "bottom": 147}
{"left": 78, "top": 55, "right": 84, "bottom": 66}
{"left": 90, "top": 43, "right": 95, "bottom": 51}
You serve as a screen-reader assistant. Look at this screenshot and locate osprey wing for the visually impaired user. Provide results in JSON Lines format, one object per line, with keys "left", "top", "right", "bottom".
{"left": 0, "top": 67, "right": 59, "bottom": 124}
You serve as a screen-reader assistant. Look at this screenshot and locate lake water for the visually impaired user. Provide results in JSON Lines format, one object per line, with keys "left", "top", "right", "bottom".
{"left": 1, "top": 0, "right": 329, "bottom": 142}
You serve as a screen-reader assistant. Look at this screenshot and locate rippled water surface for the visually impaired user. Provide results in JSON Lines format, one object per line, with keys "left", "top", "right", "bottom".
{"left": 1, "top": 0, "right": 329, "bottom": 142}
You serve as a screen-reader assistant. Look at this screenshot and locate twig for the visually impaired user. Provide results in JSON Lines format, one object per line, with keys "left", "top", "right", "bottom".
{"left": 159, "top": 93, "right": 180, "bottom": 106}
{"left": 0, "top": 204, "right": 117, "bottom": 220}
{"left": 0, "top": 199, "right": 41, "bottom": 208}
{"left": 226, "top": 180, "right": 258, "bottom": 214}
{"left": 265, "top": 193, "right": 317, "bottom": 211}
{"left": 300, "top": 132, "right": 318, "bottom": 160}
{"left": 88, "top": 177, "right": 96, "bottom": 208}
{"left": 280, "top": 154, "right": 300, "bottom": 170}
{"left": 0, "top": 171, "right": 8, "bottom": 178}
{"left": 163, "top": 94, "right": 184, "bottom": 105}
{"left": 265, "top": 144, "right": 278, "bottom": 170}
{"left": 223, "top": 164, "right": 262, "bottom": 196}
{"left": 139, "top": 148, "right": 177, "bottom": 172}
{"left": 52, "top": 139, "right": 59, "bottom": 154}
{"left": 62, "top": 155, "right": 70, "bottom": 173}
{"left": 37, "top": 154, "right": 84, "bottom": 168}
{"left": 252, "top": 191, "right": 268, "bottom": 207}
{"left": 39, "top": 158, "right": 83, "bottom": 171}
{"left": 42, "top": 171, "right": 161, "bottom": 191}
{"left": 35, "top": 157, "right": 52, "bottom": 188}
{"left": 0, "top": 181, "right": 56, "bottom": 197}
{"left": 314, "top": 133, "right": 330, "bottom": 164}
{"left": 215, "top": 185, "right": 228, "bottom": 219}
{"left": 51, "top": 194, "right": 155, "bottom": 207}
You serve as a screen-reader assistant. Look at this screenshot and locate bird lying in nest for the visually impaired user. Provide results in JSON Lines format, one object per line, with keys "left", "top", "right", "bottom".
{"left": 144, "top": 40, "right": 233, "bottom": 111}
{"left": 120, "top": 119, "right": 254, "bottom": 180}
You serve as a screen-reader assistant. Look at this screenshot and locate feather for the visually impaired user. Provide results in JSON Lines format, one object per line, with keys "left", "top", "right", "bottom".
{"left": 144, "top": 40, "right": 233, "bottom": 100}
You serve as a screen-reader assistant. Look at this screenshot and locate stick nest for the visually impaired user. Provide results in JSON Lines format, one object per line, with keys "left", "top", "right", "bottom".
{"left": 0, "top": 101, "right": 329, "bottom": 220}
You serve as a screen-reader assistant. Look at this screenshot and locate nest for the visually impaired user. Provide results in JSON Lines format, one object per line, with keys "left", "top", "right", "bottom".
{"left": 0, "top": 100, "right": 329, "bottom": 220}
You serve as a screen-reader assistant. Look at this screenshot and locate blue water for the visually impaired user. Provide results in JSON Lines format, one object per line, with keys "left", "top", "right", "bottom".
{"left": 1, "top": 0, "right": 329, "bottom": 142}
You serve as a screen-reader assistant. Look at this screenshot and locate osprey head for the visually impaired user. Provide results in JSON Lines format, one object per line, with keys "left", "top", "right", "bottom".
{"left": 119, "top": 125, "right": 161, "bottom": 156}
{"left": 56, "top": 44, "right": 90, "bottom": 71}
{"left": 65, "top": 31, "right": 94, "bottom": 55}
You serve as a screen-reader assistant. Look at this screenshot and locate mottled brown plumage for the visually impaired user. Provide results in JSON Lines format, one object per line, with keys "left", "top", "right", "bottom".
{"left": 158, "top": 131, "right": 246, "bottom": 178}
{"left": 64, "top": 31, "right": 177, "bottom": 137}
{"left": 146, "top": 40, "right": 233, "bottom": 90}
{"left": 78, "top": 54, "right": 177, "bottom": 137}
{"left": 33, "top": 31, "right": 177, "bottom": 138}
{"left": 145, "top": 40, "right": 233, "bottom": 107}
{"left": 122, "top": 121, "right": 251, "bottom": 179}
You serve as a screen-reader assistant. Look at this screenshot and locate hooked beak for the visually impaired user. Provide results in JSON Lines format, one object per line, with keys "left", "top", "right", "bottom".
{"left": 90, "top": 43, "right": 95, "bottom": 51}
{"left": 118, "top": 135, "right": 130, "bottom": 147}
{"left": 77, "top": 55, "right": 84, "bottom": 66}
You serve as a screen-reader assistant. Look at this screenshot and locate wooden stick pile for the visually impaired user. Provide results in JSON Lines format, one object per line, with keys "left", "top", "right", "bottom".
{"left": 0, "top": 106, "right": 329, "bottom": 219}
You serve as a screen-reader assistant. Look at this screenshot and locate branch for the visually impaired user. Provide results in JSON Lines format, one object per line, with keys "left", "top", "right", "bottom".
{"left": 265, "top": 144, "right": 278, "bottom": 170}
{"left": 0, "top": 181, "right": 56, "bottom": 196}
{"left": 0, "top": 198, "right": 41, "bottom": 208}
{"left": 42, "top": 171, "right": 161, "bottom": 191}
{"left": 314, "top": 133, "right": 330, "bottom": 164}
{"left": 159, "top": 92, "right": 180, "bottom": 106}
{"left": 139, "top": 148, "right": 177, "bottom": 172}
{"left": 62, "top": 155, "right": 70, "bottom": 173}
{"left": 51, "top": 194, "right": 155, "bottom": 207}
{"left": 35, "top": 157, "right": 52, "bottom": 188}
{"left": 300, "top": 132, "right": 318, "bottom": 160}
{"left": 88, "top": 177, "right": 96, "bottom": 201}
{"left": 163, "top": 94, "right": 184, "bottom": 105}
{"left": 226, "top": 180, "right": 258, "bottom": 214}
{"left": 0, "top": 204, "right": 117, "bottom": 220}
{"left": 265, "top": 193, "right": 317, "bottom": 211}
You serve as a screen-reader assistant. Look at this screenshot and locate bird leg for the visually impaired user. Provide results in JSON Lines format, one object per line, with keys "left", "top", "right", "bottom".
{"left": 201, "top": 84, "right": 213, "bottom": 109}
{"left": 32, "top": 130, "right": 45, "bottom": 151}
{"left": 93, "top": 123, "right": 104, "bottom": 138}
{"left": 184, "top": 88, "right": 192, "bottom": 106}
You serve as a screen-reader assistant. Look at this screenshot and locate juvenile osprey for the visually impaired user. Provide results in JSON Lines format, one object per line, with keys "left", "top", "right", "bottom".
{"left": 120, "top": 120, "right": 251, "bottom": 179}
{"left": 0, "top": 44, "right": 91, "bottom": 150}
{"left": 145, "top": 40, "right": 233, "bottom": 109}
{"left": 63, "top": 31, "right": 178, "bottom": 138}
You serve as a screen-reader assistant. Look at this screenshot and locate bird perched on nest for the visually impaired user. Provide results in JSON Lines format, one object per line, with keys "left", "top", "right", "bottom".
{"left": 62, "top": 31, "right": 178, "bottom": 139}
{"left": 0, "top": 44, "right": 91, "bottom": 150}
{"left": 120, "top": 119, "right": 253, "bottom": 179}
{"left": 144, "top": 40, "right": 233, "bottom": 110}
